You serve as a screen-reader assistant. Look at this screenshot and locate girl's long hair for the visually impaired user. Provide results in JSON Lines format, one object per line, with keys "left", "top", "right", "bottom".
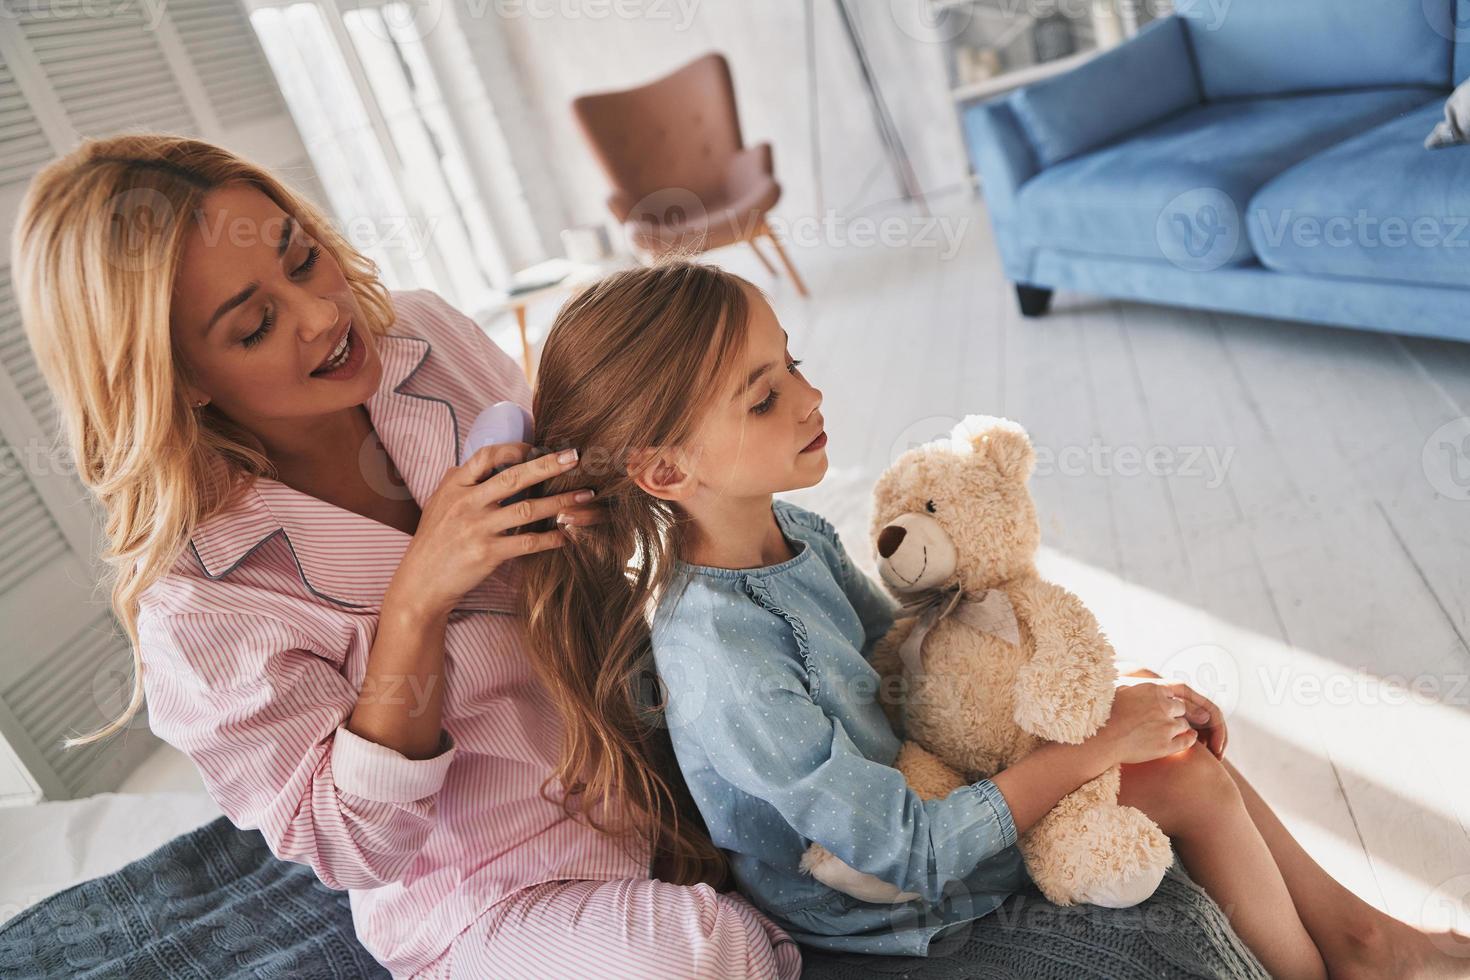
{"left": 522, "top": 261, "right": 752, "bottom": 887}
{"left": 10, "top": 134, "right": 395, "bottom": 746}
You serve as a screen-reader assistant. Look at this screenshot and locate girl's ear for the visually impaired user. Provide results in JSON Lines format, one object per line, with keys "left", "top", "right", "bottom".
{"left": 628, "top": 447, "right": 697, "bottom": 501}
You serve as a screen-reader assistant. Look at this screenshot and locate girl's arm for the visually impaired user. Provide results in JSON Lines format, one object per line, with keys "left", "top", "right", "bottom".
{"left": 990, "top": 738, "right": 1116, "bottom": 836}
{"left": 139, "top": 602, "right": 455, "bottom": 891}
{"left": 685, "top": 653, "right": 1122, "bottom": 901}
{"left": 675, "top": 639, "right": 1114, "bottom": 905}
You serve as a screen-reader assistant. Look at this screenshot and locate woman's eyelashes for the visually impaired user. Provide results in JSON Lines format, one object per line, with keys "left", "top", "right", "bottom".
{"left": 749, "top": 358, "right": 804, "bottom": 416}
{"left": 240, "top": 243, "right": 323, "bottom": 349}
{"left": 241, "top": 310, "right": 273, "bottom": 349}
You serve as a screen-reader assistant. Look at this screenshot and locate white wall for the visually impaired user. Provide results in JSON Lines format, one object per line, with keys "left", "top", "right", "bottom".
{"left": 477, "top": 0, "right": 971, "bottom": 242}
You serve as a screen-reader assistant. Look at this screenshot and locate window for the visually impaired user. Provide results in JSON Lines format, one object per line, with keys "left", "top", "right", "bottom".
{"left": 247, "top": 1, "right": 507, "bottom": 310}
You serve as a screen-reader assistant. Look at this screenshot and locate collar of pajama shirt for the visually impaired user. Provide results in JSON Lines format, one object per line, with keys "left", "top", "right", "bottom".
{"left": 138, "top": 289, "right": 648, "bottom": 977}
{"left": 187, "top": 295, "right": 516, "bottom": 614}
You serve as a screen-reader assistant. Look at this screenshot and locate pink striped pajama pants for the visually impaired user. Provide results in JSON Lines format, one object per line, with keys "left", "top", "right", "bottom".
{"left": 415, "top": 878, "right": 804, "bottom": 979}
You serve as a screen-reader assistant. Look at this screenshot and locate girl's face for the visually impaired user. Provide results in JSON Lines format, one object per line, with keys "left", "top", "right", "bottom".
{"left": 686, "top": 284, "right": 827, "bottom": 498}
{"left": 169, "top": 183, "right": 381, "bottom": 431}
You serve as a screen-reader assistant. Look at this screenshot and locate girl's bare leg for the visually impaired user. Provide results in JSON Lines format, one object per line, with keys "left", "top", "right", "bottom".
{"left": 1117, "top": 669, "right": 1470, "bottom": 978}
{"left": 1219, "top": 755, "right": 1470, "bottom": 980}
{"left": 1120, "top": 748, "right": 1326, "bottom": 980}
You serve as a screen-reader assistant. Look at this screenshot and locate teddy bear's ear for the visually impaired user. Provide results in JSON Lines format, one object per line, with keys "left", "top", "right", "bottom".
{"left": 951, "top": 415, "right": 1034, "bottom": 481}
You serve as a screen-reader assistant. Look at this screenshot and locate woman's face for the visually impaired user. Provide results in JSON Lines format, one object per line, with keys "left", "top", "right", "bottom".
{"left": 169, "top": 183, "right": 381, "bottom": 433}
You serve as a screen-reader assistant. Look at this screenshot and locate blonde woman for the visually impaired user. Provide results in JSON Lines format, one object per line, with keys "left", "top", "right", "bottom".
{"left": 11, "top": 134, "right": 799, "bottom": 980}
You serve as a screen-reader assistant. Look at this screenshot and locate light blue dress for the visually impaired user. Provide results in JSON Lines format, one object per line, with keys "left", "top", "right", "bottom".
{"left": 650, "top": 499, "right": 1032, "bottom": 955}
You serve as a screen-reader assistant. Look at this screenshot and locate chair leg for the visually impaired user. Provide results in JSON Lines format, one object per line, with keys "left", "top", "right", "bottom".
{"left": 747, "top": 236, "right": 777, "bottom": 275}
{"left": 761, "top": 220, "right": 809, "bottom": 298}
{"left": 515, "top": 305, "right": 535, "bottom": 382}
{"left": 1015, "top": 284, "right": 1053, "bottom": 318}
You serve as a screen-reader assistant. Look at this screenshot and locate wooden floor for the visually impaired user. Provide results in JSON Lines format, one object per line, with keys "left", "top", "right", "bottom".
{"left": 702, "top": 197, "right": 1470, "bottom": 934}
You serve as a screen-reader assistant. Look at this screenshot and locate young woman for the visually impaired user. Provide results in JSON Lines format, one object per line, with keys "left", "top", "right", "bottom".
{"left": 11, "top": 135, "right": 799, "bottom": 979}
{"left": 522, "top": 260, "right": 1469, "bottom": 980}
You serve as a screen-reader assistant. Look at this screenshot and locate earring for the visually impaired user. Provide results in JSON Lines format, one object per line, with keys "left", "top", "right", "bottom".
{"left": 193, "top": 400, "right": 207, "bottom": 409}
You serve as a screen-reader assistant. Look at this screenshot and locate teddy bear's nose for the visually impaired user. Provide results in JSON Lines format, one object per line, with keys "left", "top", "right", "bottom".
{"left": 877, "top": 525, "right": 906, "bottom": 559}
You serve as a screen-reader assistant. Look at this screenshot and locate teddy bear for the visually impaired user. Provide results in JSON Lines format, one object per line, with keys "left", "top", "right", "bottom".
{"left": 800, "top": 416, "right": 1174, "bottom": 909}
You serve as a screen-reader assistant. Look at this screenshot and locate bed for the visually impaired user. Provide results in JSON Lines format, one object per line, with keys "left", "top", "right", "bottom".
{"left": 0, "top": 789, "right": 390, "bottom": 979}
{"left": 0, "top": 782, "right": 1268, "bottom": 979}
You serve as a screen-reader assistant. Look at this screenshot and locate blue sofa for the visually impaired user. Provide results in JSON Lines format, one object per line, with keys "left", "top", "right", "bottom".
{"left": 962, "top": 0, "right": 1470, "bottom": 342}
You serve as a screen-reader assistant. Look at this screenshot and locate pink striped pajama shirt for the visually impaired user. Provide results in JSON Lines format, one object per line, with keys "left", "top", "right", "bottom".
{"left": 136, "top": 289, "right": 801, "bottom": 979}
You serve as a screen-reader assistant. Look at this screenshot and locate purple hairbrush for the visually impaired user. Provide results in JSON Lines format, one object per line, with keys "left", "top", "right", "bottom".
{"left": 464, "top": 401, "right": 535, "bottom": 503}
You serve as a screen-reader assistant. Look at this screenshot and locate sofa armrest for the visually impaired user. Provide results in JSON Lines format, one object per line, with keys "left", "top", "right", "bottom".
{"left": 962, "top": 98, "right": 1039, "bottom": 281}
{"left": 724, "top": 143, "right": 773, "bottom": 199}
{"left": 1008, "top": 16, "right": 1201, "bottom": 169}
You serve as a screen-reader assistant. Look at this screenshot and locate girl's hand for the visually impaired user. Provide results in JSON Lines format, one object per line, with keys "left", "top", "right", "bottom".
{"left": 388, "top": 443, "right": 592, "bottom": 619}
{"left": 1093, "top": 682, "right": 1197, "bottom": 765}
{"left": 1119, "top": 667, "right": 1228, "bottom": 759}
{"left": 1160, "top": 681, "right": 1227, "bottom": 759}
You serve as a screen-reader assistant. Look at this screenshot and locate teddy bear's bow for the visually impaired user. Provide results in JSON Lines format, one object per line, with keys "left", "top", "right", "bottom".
{"left": 897, "top": 585, "right": 1021, "bottom": 676}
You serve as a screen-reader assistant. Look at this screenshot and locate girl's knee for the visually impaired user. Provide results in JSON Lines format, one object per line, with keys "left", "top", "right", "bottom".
{"left": 1121, "top": 743, "right": 1239, "bottom": 834}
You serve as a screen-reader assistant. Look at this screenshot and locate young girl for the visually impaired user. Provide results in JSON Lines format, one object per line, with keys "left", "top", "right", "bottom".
{"left": 521, "top": 260, "right": 1468, "bottom": 979}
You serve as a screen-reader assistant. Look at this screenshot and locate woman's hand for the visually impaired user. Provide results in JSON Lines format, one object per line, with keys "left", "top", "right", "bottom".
{"left": 387, "top": 443, "right": 593, "bottom": 620}
{"left": 1093, "top": 682, "right": 1197, "bottom": 765}
{"left": 1119, "top": 667, "right": 1228, "bottom": 759}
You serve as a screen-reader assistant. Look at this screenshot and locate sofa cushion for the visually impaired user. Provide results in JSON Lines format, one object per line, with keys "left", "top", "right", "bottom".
{"left": 1456, "top": 0, "right": 1470, "bottom": 86}
{"left": 1015, "top": 88, "right": 1439, "bottom": 271}
{"left": 1181, "top": 0, "right": 1454, "bottom": 99}
{"left": 1248, "top": 102, "right": 1470, "bottom": 288}
{"left": 1009, "top": 17, "right": 1199, "bottom": 169}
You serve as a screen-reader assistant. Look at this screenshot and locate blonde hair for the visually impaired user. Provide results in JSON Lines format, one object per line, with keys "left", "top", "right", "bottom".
{"left": 10, "top": 134, "right": 395, "bottom": 747}
{"left": 522, "top": 260, "right": 753, "bottom": 887}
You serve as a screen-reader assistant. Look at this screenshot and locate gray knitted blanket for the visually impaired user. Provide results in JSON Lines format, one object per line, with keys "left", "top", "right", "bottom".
{"left": 0, "top": 816, "right": 1266, "bottom": 978}
{"left": 800, "top": 857, "right": 1270, "bottom": 979}
{"left": 0, "top": 816, "right": 390, "bottom": 980}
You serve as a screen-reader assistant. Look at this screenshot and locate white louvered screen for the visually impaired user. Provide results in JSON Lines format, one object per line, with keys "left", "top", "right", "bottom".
{"left": 0, "top": 264, "right": 94, "bottom": 523}
{"left": 0, "top": 258, "right": 154, "bottom": 803}
{"left": 0, "top": 0, "right": 343, "bottom": 802}
{"left": 166, "top": 0, "right": 289, "bottom": 130}
{"left": 2, "top": 610, "right": 156, "bottom": 801}
{"left": 0, "top": 53, "right": 54, "bottom": 191}
{"left": 0, "top": 266, "right": 59, "bottom": 447}
{"left": 0, "top": 421, "right": 155, "bottom": 803}
{"left": 0, "top": 437, "right": 69, "bottom": 599}
{"left": 15, "top": 1, "right": 199, "bottom": 137}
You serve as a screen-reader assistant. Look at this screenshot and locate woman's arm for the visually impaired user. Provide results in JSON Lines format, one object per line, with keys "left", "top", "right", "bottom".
{"left": 345, "top": 588, "right": 451, "bottom": 760}
{"left": 140, "top": 605, "right": 457, "bottom": 891}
